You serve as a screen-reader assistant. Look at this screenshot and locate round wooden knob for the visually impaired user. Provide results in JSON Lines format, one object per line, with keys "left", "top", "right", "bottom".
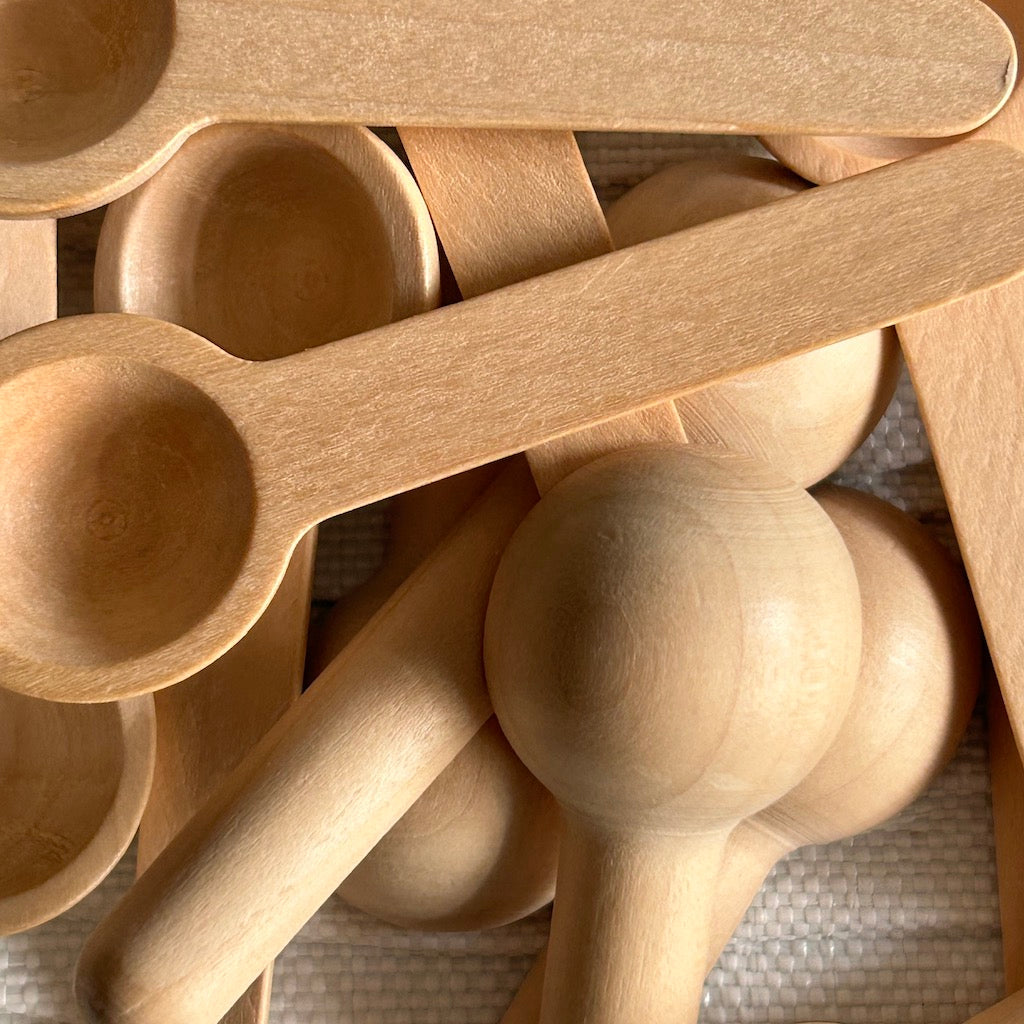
{"left": 0, "top": 690, "right": 155, "bottom": 935}
{"left": 485, "top": 444, "right": 861, "bottom": 1024}
{"left": 606, "top": 155, "right": 901, "bottom": 488}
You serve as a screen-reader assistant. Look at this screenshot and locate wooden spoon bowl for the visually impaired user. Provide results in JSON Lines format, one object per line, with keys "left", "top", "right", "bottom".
{"left": 96, "top": 123, "right": 439, "bottom": 358}
{"left": 0, "top": 0, "right": 173, "bottom": 166}
{"left": 0, "top": 689, "right": 155, "bottom": 934}
{"left": 5, "top": 139, "right": 1024, "bottom": 701}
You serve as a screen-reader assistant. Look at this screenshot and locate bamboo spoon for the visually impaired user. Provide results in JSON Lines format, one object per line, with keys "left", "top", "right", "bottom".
{"left": 309, "top": 460, "right": 558, "bottom": 933}
{"left": 499, "top": 483, "right": 981, "bottom": 1022}
{"left": 93, "top": 122, "right": 439, "bottom": 1022}
{"left": 484, "top": 444, "right": 863, "bottom": 1024}
{"left": 0, "top": 690, "right": 156, "bottom": 935}
{"left": 5, "top": 140, "right": 1018, "bottom": 705}
{"left": 0, "top": 0, "right": 1013, "bottom": 218}
{"left": 606, "top": 155, "right": 901, "bottom": 486}
{"left": 762, "top": 0, "right": 1024, "bottom": 182}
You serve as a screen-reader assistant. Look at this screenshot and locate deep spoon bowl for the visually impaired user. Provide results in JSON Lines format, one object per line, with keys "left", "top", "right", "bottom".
{"left": 4, "top": 140, "right": 1024, "bottom": 702}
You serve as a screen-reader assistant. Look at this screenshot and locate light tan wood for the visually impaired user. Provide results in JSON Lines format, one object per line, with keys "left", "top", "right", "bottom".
{"left": 762, "top": 0, "right": 1024, "bottom": 183}
{"left": 5, "top": 139, "right": 1024, "bottom": 704}
{"left": 606, "top": 156, "right": 901, "bottom": 487}
{"left": 0, "top": 690, "right": 155, "bottom": 935}
{"left": 990, "top": 680, "right": 1024, "bottom": 994}
{"left": 499, "top": 483, "right": 982, "bottom": 1023}
{"left": 76, "top": 461, "right": 538, "bottom": 1024}
{"left": 485, "top": 445, "right": 862, "bottom": 1024}
{"left": 0, "top": 219, "right": 56, "bottom": 337}
{"left": 400, "top": 127, "right": 687, "bottom": 491}
{"left": 94, "top": 121, "right": 438, "bottom": 1021}
{"left": 338, "top": 716, "right": 560, "bottom": 930}
{"left": 306, "top": 466, "right": 496, "bottom": 671}
{"left": 0, "top": 0, "right": 1014, "bottom": 217}
{"left": 970, "top": 989, "right": 1024, "bottom": 1024}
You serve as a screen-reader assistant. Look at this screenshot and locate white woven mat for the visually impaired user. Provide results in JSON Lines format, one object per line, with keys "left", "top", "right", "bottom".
{"left": 0, "top": 132, "right": 1004, "bottom": 1024}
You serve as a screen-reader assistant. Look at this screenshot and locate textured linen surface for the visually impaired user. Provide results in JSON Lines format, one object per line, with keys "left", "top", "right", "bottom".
{"left": 0, "top": 132, "right": 1004, "bottom": 1023}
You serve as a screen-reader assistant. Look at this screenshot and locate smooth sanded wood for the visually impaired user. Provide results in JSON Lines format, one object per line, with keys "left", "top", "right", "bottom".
{"left": 990, "top": 682, "right": 1024, "bottom": 995}
{"left": 94, "top": 122, "right": 440, "bottom": 1024}
{"left": 0, "top": 220, "right": 56, "bottom": 338}
{"left": 0, "top": 0, "right": 1014, "bottom": 217}
{"left": 6, "top": 140, "right": 1024, "bottom": 704}
{"left": 0, "top": 693, "right": 156, "bottom": 936}
{"left": 492, "top": 479, "right": 979, "bottom": 1024}
{"left": 485, "top": 446, "right": 862, "bottom": 1024}
{"left": 76, "top": 462, "right": 538, "bottom": 1024}
{"left": 605, "top": 155, "right": 901, "bottom": 488}
{"left": 399, "top": 128, "right": 685, "bottom": 495}
{"left": 762, "top": 0, "right": 1024, "bottom": 183}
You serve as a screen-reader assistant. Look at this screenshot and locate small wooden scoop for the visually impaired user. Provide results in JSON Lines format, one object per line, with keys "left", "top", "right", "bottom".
{"left": 6, "top": 139, "right": 1024, "bottom": 704}
{"left": 94, "top": 122, "right": 439, "bottom": 1022}
{"left": 0, "top": 0, "right": 1014, "bottom": 217}
{"left": 485, "top": 445, "right": 863, "bottom": 1024}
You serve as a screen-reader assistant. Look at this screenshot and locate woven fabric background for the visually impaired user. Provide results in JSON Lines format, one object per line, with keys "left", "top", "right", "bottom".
{"left": 0, "top": 131, "right": 1005, "bottom": 1023}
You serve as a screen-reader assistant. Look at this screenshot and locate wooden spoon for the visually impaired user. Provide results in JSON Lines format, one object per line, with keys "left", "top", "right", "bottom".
{"left": 763, "top": 0, "right": 1024, "bottom": 182}
{"left": 0, "top": 201, "right": 149, "bottom": 938}
{"left": 764, "top": 0, "right": 1024, "bottom": 815}
{"left": 0, "top": 219, "right": 56, "bottom": 337}
{"left": 498, "top": 484, "right": 981, "bottom": 1023}
{"left": 605, "top": 155, "right": 901, "bottom": 487}
{"left": 71, "top": 129, "right": 1024, "bottom": 1017}
{"left": 93, "top": 122, "right": 439, "bottom": 1023}
{"left": 2, "top": 138, "right": 1024, "bottom": 705}
{"left": 0, "top": 690, "right": 156, "bottom": 935}
{"left": 484, "top": 444, "right": 862, "bottom": 1024}
{"left": 0, "top": 0, "right": 1013, "bottom": 217}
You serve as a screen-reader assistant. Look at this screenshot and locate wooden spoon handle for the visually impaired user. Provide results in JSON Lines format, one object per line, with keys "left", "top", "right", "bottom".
{"left": 5, "top": 0, "right": 1013, "bottom": 218}
{"left": 0, "top": 220, "right": 55, "bottom": 337}
{"left": 76, "top": 461, "right": 537, "bottom": 1024}
{"left": 247, "top": 140, "right": 1024, "bottom": 525}
{"left": 539, "top": 812, "right": 730, "bottom": 1024}
{"left": 398, "top": 127, "right": 686, "bottom": 486}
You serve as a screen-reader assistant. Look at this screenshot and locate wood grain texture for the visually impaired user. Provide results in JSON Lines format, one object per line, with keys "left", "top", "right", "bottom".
{"left": 990, "top": 681, "right": 1024, "bottom": 995}
{"left": 5, "top": 140, "right": 1024, "bottom": 703}
{"left": 400, "top": 128, "right": 685, "bottom": 494}
{"left": 0, "top": 692, "right": 155, "bottom": 936}
{"left": 0, "top": 220, "right": 56, "bottom": 337}
{"left": 495, "top": 482, "right": 980, "bottom": 1023}
{"left": 93, "top": 122, "right": 439, "bottom": 1024}
{"left": 75, "top": 462, "right": 537, "bottom": 1024}
{"left": 606, "top": 155, "right": 901, "bottom": 488}
{"left": 0, "top": 0, "right": 1014, "bottom": 217}
{"left": 485, "top": 446, "right": 862, "bottom": 1024}
{"left": 762, "top": 0, "right": 1024, "bottom": 183}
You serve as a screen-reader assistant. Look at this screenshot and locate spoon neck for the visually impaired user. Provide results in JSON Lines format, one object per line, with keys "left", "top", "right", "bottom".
{"left": 541, "top": 809, "right": 732, "bottom": 1024}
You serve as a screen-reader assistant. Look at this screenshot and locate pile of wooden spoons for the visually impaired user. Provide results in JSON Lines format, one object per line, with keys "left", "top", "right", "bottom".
{"left": 2, "top": 3, "right": 1024, "bottom": 1023}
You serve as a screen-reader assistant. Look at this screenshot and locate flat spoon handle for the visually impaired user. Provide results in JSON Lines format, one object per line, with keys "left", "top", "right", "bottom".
{"left": 398, "top": 126, "right": 685, "bottom": 487}
{"left": 244, "top": 140, "right": 1024, "bottom": 528}
{"left": 4, "top": 0, "right": 1014, "bottom": 217}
